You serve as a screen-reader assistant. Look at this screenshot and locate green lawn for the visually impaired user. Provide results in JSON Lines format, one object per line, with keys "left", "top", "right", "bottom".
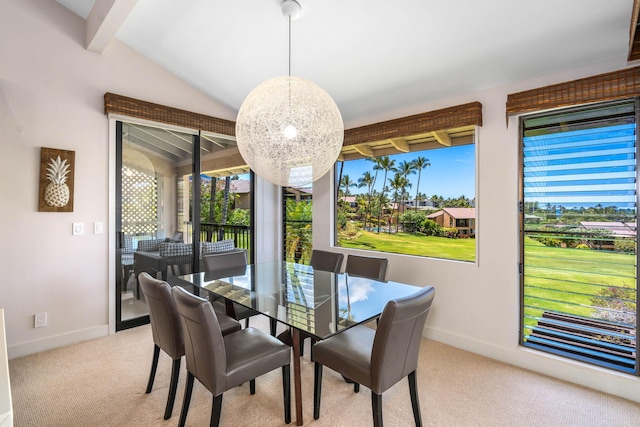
{"left": 523, "top": 237, "right": 636, "bottom": 326}
{"left": 340, "top": 232, "right": 636, "bottom": 328}
{"left": 339, "top": 230, "right": 476, "bottom": 262}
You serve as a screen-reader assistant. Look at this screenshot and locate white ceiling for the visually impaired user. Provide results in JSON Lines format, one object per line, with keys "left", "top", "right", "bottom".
{"left": 57, "top": 0, "right": 634, "bottom": 126}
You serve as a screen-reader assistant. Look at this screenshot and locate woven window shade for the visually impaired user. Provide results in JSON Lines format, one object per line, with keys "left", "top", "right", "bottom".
{"left": 104, "top": 92, "right": 236, "bottom": 136}
{"left": 506, "top": 66, "right": 640, "bottom": 118}
{"left": 343, "top": 101, "right": 482, "bottom": 146}
{"left": 105, "top": 93, "right": 482, "bottom": 150}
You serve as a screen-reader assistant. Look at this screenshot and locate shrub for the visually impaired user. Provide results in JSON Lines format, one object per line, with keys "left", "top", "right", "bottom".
{"left": 591, "top": 286, "right": 636, "bottom": 327}
{"left": 614, "top": 238, "right": 636, "bottom": 253}
{"left": 338, "top": 221, "right": 361, "bottom": 241}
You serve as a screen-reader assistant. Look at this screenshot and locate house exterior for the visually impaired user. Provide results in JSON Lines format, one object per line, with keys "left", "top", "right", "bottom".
{"left": 579, "top": 221, "right": 636, "bottom": 250}
{"left": 227, "top": 179, "right": 251, "bottom": 209}
{"left": 427, "top": 208, "right": 476, "bottom": 236}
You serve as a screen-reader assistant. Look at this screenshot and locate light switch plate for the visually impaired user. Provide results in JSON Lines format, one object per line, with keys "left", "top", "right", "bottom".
{"left": 94, "top": 222, "right": 103, "bottom": 234}
{"left": 72, "top": 223, "right": 84, "bottom": 235}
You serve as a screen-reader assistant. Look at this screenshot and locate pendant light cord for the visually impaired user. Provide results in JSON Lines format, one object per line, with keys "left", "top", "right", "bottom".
{"left": 288, "top": 15, "right": 292, "bottom": 77}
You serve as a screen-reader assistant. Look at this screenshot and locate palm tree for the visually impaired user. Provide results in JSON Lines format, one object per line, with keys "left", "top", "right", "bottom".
{"left": 389, "top": 173, "right": 409, "bottom": 233}
{"left": 218, "top": 175, "right": 232, "bottom": 240}
{"left": 412, "top": 156, "right": 431, "bottom": 211}
{"left": 375, "top": 156, "right": 397, "bottom": 233}
{"left": 339, "top": 174, "right": 357, "bottom": 198}
{"left": 397, "top": 160, "right": 415, "bottom": 228}
{"left": 358, "top": 171, "right": 375, "bottom": 230}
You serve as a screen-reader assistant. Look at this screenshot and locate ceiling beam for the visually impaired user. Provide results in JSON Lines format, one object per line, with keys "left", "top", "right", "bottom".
{"left": 630, "top": 0, "right": 640, "bottom": 61}
{"left": 432, "top": 130, "right": 451, "bottom": 147}
{"left": 86, "top": 0, "right": 138, "bottom": 54}
{"left": 389, "top": 138, "right": 410, "bottom": 152}
{"left": 353, "top": 144, "right": 374, "bottom": 157}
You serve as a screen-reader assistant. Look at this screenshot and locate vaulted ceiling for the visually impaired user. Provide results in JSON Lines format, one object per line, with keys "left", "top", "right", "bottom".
{"left": 58, "top": 0, "right": 635, "bottom": 128}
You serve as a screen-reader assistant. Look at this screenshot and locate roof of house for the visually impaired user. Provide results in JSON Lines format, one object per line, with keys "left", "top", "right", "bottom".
{"left": 444, "top": 208, "right": 475, "bottom": 219}
{"left": 579, "top": 221, "right": 636, "bottom": 237}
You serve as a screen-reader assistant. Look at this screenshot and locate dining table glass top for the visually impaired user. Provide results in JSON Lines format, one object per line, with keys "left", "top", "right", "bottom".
{"left": 177, "top": 260, "right": 422, "bottom": 340}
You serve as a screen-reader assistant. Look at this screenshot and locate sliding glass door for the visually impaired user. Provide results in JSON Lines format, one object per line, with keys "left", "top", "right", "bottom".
{"left": 115, "top": 121, "right": 253, "bottom": 331}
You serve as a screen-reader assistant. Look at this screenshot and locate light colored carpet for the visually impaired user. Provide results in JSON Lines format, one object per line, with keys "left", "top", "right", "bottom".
{"left": 8, "top": 316, "right": 640, "bottom": 426}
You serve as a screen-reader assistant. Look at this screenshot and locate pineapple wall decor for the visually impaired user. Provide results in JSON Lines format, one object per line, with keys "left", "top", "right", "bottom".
{"left": 38, "top": 147, "right": 75, "bottom": 212}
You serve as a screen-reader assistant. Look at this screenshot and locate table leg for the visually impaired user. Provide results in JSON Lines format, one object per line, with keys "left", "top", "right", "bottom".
{"left": 291, "top": 327, "right": 303, "bottom": 426}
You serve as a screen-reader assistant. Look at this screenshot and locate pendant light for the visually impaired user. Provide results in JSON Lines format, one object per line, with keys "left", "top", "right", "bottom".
{"left": 235, "top": 0, "right": 344, "bottom": 187}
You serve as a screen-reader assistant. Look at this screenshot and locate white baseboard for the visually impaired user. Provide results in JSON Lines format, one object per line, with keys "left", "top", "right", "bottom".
{"left": 7, "top": 325, "right": 109, "bottom": 359}
{"left": 423, "top": 326, "right": 640, "bottom": 404}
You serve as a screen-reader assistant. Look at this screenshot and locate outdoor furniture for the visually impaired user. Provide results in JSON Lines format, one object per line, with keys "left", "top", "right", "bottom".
{"left": 312, "top": 286, "right": 436, "bottom": 426}
{"left": 171, "top": 286, "right": 291, "bottom": 427}
{"left": 133, "top": 239, "right": 241, "bottom": 298}
{"left": 138, "top": 273, "right": 241, "bottom": 420}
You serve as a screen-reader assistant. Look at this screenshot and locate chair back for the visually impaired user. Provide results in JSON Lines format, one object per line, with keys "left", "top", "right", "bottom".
{"left": 309, "top": 250, "right": 344, "bottom": 273}
{"left": 370, "top": 286, "right": 435, "bottom": 394}
{"left": 171, "top": 286, "right": 227, "bottom": 395}
{"left": 345, "top": 254, "right": 388, "bottom": 281}
{"left": 138, "top": 272, "right": 184, "bottom": 359}
{"left": 203, "top": 250, "right": 248, "bottom": 280}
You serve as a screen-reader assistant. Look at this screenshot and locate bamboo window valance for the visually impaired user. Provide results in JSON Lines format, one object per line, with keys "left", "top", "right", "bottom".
{"left": 506, "top": 66, "right": 640, "bottom": 119}
{"left": 104, "top": 92, "right": 236, "bottom": 136}
{"left": 104, "top": 93, "right": 482, "bottom": 156}
{"left": 343, "top": 101, "right": 482, "bottom": 147}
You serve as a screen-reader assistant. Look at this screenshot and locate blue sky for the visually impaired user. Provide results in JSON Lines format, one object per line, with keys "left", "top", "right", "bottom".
{"left": 337, "top": 144, "right": 476, "bottom": 199}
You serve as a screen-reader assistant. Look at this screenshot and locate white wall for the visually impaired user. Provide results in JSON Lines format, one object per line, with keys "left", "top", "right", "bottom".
{"left": 314, "top": 57, "right": 640, "bottom": 403}
{"left": 2, "top": 0, "right": 640, "bottom": 405}
{"left": 0, "top": 0, "right": 235, "bottom": 357}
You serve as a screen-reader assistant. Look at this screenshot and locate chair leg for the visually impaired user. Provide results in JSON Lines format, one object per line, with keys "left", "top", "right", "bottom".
{"left": 313, "top": 362, "right": 323, "bottom": 420}
{"left": 250, "top": 379, "right": 256, "bottom": 395}
{"left": 342, "top": 374, "right": 360, "bottom": 393}
{"left": 164, "top": 358, "right": 181, "bottom": 420}
{"left": 371, "top": 391, "right": 383, "bottom": 427}
{"left": 210, "top": 394, "right": 223, "bottom": 427}
{"left": 270, "top": 318, "right": 277, "bottom": 336}
{"left": 245, "top": 318, "right": 250, "bottom": 328}
{"left": 145, "top": 345, "right": 160, "bottom": 393}
{"left": 178, "top": 372, "right": 194, "bottom": 427}
{"left": 282, "top": 364, "right": 291, "bottom": 424}
{"left": 408, "top": 371, "right": 422, "bottom": 427}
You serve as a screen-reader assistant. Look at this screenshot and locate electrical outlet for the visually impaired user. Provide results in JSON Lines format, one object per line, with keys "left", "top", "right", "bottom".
{"left": 34, "top": 312, "right": 47, "bottom": 328}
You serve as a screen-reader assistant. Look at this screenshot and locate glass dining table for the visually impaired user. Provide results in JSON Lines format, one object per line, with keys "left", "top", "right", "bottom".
{"left": 176, "top": 260, "right": 423, "bottom": 426}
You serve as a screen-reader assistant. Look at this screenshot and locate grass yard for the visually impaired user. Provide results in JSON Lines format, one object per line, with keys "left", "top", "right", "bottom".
{"left": 339, "top": 232, "right": 636, "bottom": 328}
{"left": 339, "top": 230, "right": 476, "bottom": 262}
{"left": 523, "top": 237, "right": 636, "bottom": 326}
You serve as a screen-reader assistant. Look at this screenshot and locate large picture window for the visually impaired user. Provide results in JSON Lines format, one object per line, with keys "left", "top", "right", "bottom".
{"left": 520, "top": 100, "right": 638, "bottom": 374}
{"left": 335, "top": 142, "right": 476, "bottom": 262}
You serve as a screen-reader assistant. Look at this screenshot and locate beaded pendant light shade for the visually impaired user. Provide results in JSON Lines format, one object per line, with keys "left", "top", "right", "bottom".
{"left": 235, "top": 0, "right": 344, "bottom": 187}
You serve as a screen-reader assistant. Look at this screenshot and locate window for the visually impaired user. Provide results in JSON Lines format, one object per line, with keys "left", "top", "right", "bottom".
{"left": 520, "top": 100, "right": 638, "bottom": 374}
{"left": 335, "top": 142, "right": 476, "bottom": 262}
{"left": 283, "top": 186, "right": 313, "bottom": 263}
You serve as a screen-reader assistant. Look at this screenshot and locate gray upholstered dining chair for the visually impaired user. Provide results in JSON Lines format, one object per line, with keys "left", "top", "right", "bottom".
{"left": 312, "top": 286, "right": 435, "bottom": 427}
{"left": 138, "top": 272, "right": 241, "bottom": 420}
{"left": 171, "top": 286, "right": 292, "bottom": 427}
{"left": 202, "top": 250, "right": 277, "bottom": 335}
{"left": 309, "top": 249, "right": 344, "bottom": 274}
{"left": 345, "top": 254, "right": 388, "bottom": 281}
